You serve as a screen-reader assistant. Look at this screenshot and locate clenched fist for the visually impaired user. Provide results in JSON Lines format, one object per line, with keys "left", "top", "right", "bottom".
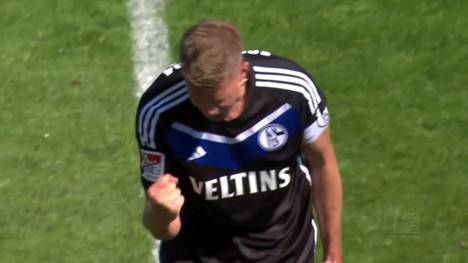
{"left": 147, "top": 174, "right": 185, "bottom": 222}
{"left": 143, "top": 174, "right": 185, "bottom": 239}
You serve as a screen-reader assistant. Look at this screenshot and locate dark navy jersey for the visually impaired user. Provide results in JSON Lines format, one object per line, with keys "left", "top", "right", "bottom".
{"left": 135, "top": 50, "right": 330, "bottom": 263}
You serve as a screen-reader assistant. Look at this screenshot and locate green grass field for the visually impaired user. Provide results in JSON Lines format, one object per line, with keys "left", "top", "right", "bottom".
{"left": 1, "top": 0, "right": 467, "bottom": 262}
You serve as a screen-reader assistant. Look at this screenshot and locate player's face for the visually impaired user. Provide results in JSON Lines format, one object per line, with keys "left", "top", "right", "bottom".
{"left": 189, "top": 62, "right": 249, "bottom": 122}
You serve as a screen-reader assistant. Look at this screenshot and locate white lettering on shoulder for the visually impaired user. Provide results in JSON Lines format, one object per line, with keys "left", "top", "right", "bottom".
{"left": 162, "top": 63, "right": 181, "bottom": 76}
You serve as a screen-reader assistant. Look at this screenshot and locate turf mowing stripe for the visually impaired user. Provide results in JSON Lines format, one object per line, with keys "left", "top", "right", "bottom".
{"left": 127, "top": 0, "right": 170, "bottom": 261}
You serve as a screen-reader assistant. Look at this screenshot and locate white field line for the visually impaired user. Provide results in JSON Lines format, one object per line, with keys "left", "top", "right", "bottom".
{"left": 127, "top": 0, "right": 170, "bottom": 97}
{"left": 127, "top": 0, "right": 170, "bottom": 261}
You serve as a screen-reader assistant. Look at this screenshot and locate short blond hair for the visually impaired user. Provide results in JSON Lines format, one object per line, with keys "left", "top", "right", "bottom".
{"left": 180, "top": 19, "right": 243, "bottom": 89}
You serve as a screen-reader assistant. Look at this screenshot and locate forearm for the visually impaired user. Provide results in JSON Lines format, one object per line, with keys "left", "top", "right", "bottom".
{"left": 142, "top": 200, "right": 181, "bottom": 240}
{"left": 312, "top": 161, "right": 343, "bottom": 260}
{"left": 302, "top": 127, "right": 343, "bottom": 262}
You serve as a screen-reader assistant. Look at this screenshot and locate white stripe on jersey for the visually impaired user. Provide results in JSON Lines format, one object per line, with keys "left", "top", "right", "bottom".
{"left": 252, "top": 66, "right": 322, "bottom": 110}
{"left": 255, "top": 73, "right": 320, "bottom": 112}
{"left": 138, "top": 80, "right": 188, "bottom": 148}
{"left": 297, "top": 156, "right": 312, "bottom": 185}
{"left": 138, "top": 80, "right": 186, "bottom": 142}
{"left": 172, "top": 103, "right": 292, "bottom": 144}
{"left": 143, "top": 88, "right": 187, "bottom": 145}
{"left": 255, "top": 81, "right": 316, "bottom": 116}
{"left": 296, "top": 156, "right": 318, "bottom": 252}
{"left": 148, "top": 93, "right": 189, "bottom": 148}
{"left": 311, "top": 219, "right": 318, "bottom": 253}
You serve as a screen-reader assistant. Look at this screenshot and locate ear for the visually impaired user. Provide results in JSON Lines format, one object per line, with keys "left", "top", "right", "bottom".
{"left": 240, "top": 61, "right": 250, "bottom": 79}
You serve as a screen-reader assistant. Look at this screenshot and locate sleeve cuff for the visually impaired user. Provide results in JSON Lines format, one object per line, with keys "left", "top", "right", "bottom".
{"left": 302, "top": 107, "right": 330, "bottom": 144}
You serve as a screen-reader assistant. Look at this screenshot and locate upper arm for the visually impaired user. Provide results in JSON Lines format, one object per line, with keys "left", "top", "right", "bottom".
{"left": 301, "top": 127, "right": 335, "bottom": 169}
{"left": 295, "top": 71, "right": 334, "bottom": 168}
{"left": 135, "top": 67, "right": 184, "bottom": 191}
{"left": 139, "top": 149, "right": 166, "bottom": 191}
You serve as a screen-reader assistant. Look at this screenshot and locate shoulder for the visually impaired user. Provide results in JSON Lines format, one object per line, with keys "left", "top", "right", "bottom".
{"left": 137, "top": 63, "right": 187, "bottom": 112}
{"left": 244, "top": 50, "right": 309, "bottom": 74}
{"left": 136, "top": 64, "right": 189, "bottom": 149}
{"left": 245, "top": 50, "right": 324, "bottom": 112}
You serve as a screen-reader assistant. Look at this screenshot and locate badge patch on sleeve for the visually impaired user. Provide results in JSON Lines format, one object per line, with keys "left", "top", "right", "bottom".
{"left": 317, "top": 107, "right": 330, "bottom": 127}
{"left": 141, "top": 150, "right": 165, "bottom": 181}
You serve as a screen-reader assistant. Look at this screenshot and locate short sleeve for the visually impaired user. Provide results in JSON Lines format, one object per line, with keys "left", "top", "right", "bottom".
{"left": 300, "top": 78, "right": 330, "bottom": 144}
{"left": 135, "top": 65, "right": 186, "bottom": 190}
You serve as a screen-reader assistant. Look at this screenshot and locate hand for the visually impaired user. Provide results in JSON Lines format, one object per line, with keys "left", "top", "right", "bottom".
{"left": 147, "top": 174, "right": 185, "bottom": 222}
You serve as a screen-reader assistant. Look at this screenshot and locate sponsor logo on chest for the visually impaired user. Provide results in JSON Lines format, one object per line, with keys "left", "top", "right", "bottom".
{"left": 189, "top": 166, "right": 291, "bottom": 200}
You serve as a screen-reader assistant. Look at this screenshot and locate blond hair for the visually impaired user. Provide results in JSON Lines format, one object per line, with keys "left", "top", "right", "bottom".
{"left": 180, "top": 19, "right": 243, "bottom": 89}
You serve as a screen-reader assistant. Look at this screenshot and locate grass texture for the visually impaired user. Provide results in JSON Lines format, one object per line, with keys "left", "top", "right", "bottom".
{"left": 0, "top": 0, "right": 466, "bottom": 262}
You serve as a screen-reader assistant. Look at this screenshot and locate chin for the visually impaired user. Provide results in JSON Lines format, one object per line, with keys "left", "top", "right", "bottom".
{"left": 205, "top": 115, "right": 225, "bottom": 122}
{"left": 204, "top": 113, "right": 238, "bottom": 122}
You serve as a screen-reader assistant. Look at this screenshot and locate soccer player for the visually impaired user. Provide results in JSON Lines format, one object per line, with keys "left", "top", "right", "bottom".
{"left": 136, "top": 19, "right": 343, "bottom": 263}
